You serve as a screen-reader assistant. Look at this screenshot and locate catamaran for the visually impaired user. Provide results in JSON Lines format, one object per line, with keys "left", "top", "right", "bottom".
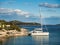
{"left": 30, "top": 7, "right": 49, "bottom": 36}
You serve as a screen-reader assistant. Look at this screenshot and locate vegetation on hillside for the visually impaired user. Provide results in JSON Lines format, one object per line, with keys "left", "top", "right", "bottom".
{"left": 9, "top": 20, "right": 41, "bottom": 26}
{"left": 0, "top": 20, "right": 21, "bottom": 31}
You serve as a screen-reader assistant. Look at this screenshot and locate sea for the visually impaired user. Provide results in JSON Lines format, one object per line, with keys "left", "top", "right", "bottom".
{"left": 0, "top": 25, "right": 60, "bottom": 45}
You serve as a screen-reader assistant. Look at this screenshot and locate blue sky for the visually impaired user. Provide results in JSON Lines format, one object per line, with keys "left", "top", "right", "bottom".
{"left": 0, "top": 0, "right": 60, "bottom": 24}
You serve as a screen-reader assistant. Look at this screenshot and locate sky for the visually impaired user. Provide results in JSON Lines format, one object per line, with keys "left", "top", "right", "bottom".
{"left": 0, "top": 0, "right": 60, "bottom": 24}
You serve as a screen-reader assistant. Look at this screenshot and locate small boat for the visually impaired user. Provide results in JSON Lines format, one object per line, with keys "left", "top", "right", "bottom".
{"left": 30, "top": 7, "right": 49, "bottom": 36}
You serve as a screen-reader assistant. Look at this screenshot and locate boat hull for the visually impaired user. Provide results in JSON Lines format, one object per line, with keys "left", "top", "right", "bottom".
{"left": 31, "top": 32, "right": 49, "bottom": 36}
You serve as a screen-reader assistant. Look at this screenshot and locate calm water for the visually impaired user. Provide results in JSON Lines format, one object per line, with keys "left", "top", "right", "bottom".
{"left": 0, "top": 25, "right": 60, "bottom": 45}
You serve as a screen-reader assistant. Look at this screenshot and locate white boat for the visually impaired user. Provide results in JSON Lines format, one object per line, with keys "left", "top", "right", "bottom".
{"left": 30, "top": 7, "right": 49, "bottom": 36}
{"left": 31, "top": 28, "right": 49, "bottom": 35}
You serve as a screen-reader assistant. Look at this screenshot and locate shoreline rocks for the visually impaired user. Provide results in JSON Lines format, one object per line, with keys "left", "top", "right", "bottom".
{"left": 0, "top": 28, "right": 29, "bottom": 42}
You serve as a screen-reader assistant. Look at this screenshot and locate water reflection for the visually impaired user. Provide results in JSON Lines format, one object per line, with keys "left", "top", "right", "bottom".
{"left": 0, "top": 36, "right": 49, "bottom": 45}
{"left": 1, "top": 36, "right": 35, "bottom": 45}
{"left": 0, "top": 39, "right": 6, "bottom": 45}
{"left": 0, "top": 41, "right": 3, "bottom": 45}
{"left": 32, "top": 36, "right": 49, "bottom": 45}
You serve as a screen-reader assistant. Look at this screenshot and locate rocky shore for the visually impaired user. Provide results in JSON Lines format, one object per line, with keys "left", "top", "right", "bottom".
{"left": 0, "top": 28, "right": 29, "bottom": 42}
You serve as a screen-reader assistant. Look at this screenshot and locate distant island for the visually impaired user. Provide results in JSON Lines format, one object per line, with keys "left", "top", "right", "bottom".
{"left": 9, "top": 20, "right": 41, "bottom": 26}
{"left": 0, "top": 20, "right": 60, "bottom": 26}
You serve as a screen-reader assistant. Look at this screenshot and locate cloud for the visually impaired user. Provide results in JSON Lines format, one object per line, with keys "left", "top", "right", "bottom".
{"left": 39, "top": 3, "right": 60, "bottom": 8}
{"left": 14, "top": 9, "right": 29, "bottom": 15}
{"left": 0, "top": 8, "right": 13, "bottom": 15}
{"left": 0, "top": 8, "right": 30, "bottom": 16}
{"left": 25, "top": 15, "right": 29, "bottom": 18}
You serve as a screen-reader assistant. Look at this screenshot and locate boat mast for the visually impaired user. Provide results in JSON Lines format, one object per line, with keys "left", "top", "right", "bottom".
{"left": 39, "top": 6, "right": 43, "bottom": 30}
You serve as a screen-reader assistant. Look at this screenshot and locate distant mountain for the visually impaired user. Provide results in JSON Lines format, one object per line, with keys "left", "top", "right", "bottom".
{"left": 0, "top": 19, "right": 40, "bottom": 26}
{"left": 9, "top": 20, "right": 41, "bottom": 26}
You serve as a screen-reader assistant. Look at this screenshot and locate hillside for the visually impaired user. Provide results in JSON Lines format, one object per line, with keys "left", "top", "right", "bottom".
{"left": 9, "top": 20, "right": 41, "bottom": 26}
{"left": 0, "top": 20, "right": 20, "bottom": 31}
